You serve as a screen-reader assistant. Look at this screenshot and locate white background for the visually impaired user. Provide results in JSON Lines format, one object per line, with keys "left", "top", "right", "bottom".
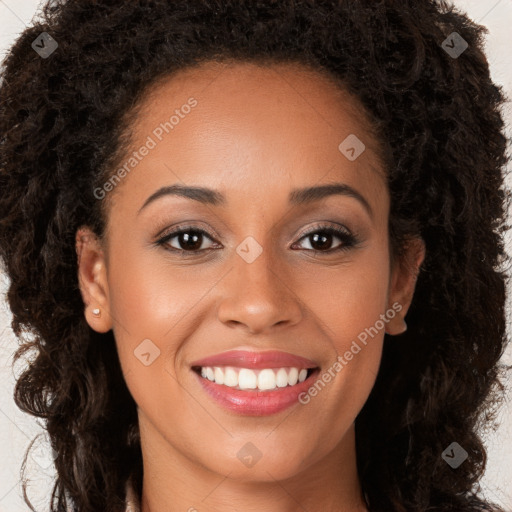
{"left": 0, "top": 0, "right": 511, "bottom": 510}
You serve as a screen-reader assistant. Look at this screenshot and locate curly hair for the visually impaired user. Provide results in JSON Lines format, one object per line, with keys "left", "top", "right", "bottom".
{"left": 0, "top": 0, "right": 510, "bottom": 510}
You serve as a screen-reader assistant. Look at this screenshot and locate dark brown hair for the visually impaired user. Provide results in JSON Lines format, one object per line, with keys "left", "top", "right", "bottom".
{"left": 0, "top": 0, "right": 510, "bottom": 510}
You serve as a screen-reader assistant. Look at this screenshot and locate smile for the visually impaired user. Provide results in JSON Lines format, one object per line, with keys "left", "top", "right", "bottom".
{"left": 190, "top": 349, "right": 321, "bottom": 415}
{"left": 192, "top": 365, "right": 322, "bottom": 418}
{"left": 193, "top": 365, "right": 315, "bottom": 391}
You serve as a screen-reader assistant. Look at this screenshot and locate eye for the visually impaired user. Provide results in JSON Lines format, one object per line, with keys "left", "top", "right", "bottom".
{"left": 291, "top": 224, "right": 359, "bottom": 253}
{"left": 155, "top": 226, "right": 219, "bottom": 253}
{"left": 155, "top": 223, "right": 359, "bottom": 255}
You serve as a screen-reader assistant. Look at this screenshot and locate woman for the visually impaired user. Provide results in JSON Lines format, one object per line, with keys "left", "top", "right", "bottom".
{"left": 0, "top": 1, "right": 510, "bottom": 511}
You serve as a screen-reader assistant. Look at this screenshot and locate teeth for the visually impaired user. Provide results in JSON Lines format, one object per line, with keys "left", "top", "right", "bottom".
{"left": 198, "top": 366, "right": 312, "bottom": 391}
{"left": 258, "top": 369, "right": 276, "bottom": 391}
{"left": 276, "top": 368, "right": 289, "bottom": 387}
{"left": 214, "top": 367, "right": 224, "bottom": 385}
{"left": 223, "top": 367, "right": 238, "bottom": 387}
{"left": 288, "top": 367, "right": 299, "bottom": 386}
{"left": 238, "top": 368, "right": 257, "bottom": 390}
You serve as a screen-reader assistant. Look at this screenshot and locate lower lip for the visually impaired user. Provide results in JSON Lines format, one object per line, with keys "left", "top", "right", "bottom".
{"left": 193, "top": 369, "right": 319, "bottom": 416}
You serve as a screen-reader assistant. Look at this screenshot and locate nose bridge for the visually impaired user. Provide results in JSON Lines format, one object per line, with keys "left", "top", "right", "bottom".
{"left": 237, "top": 237, "right": 282, "bottom": 296}
{"left": 217, "top": 235, "right": 302, "bottom": 332}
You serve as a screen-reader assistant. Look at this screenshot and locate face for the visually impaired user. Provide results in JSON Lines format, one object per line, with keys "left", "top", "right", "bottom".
{"left": 77, "top": 61, "right": 424, "bottom": 487}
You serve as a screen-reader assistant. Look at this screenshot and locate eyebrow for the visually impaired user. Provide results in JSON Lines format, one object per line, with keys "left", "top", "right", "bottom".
{"left": 137, "top": 182, "right": 373, "bottom": 218}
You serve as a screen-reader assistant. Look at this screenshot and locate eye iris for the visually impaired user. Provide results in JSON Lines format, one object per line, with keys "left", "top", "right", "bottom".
{"left": 180, "top": 231, "right": 202, "bottom": 251}
{"left": 310, "top": 232, "right": 333, "bottom": 251}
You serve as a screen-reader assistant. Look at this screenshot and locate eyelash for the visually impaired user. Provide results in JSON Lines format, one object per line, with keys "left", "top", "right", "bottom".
{"left": 155, "top": 222, "right": 360, "bottom": 256}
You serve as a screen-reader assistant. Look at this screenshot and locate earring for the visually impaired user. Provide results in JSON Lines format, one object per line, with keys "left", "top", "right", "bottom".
{"left": 92, "top": 307, "right": 101, "bottom": 317}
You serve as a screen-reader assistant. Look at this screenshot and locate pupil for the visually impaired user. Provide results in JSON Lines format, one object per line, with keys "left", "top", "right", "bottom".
{"left": 181, "top": 232, "right": 202, "bottom": 250}
{"left": 311, "top": 233, "right": 331, "bottom": 250}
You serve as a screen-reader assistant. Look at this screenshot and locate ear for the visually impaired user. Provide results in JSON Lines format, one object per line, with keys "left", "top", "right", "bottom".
{"left": 386, "top": 237, "right": 426, "bottom": 335}
{"left": 75, "top": 226, "right": 112, "bottom": 333}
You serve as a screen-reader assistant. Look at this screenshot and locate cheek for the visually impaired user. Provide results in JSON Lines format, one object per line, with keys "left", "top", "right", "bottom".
{"left": 296, "top": 247, "right": 391, "bottom": 339}
{"left": 106, "top": 255, "right": 192, "bottom": 420}
{"left": 107, "top": 244, "right": 195, "bottom": 338}
{"left": 105, "top": 243, "right": 190, "bottom": 385}
{"left": 295, "top": 245, "right": 390, "bottom": 405}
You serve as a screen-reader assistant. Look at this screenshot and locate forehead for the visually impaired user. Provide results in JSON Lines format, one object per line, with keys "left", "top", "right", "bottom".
{"left": 106, "top": 59, "right": 388, "bottom": 216}
{"left": 136, "top": 59, "right": 378, "bottom": 144}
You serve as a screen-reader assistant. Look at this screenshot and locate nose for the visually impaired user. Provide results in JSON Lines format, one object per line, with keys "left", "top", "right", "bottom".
{"left": 217, "top": 245, "right": 303, "bottom": 335}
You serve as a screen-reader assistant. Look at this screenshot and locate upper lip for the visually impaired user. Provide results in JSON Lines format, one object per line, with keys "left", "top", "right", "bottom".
{"left": 190, "top": 350, "right": 318, "bottom": 369}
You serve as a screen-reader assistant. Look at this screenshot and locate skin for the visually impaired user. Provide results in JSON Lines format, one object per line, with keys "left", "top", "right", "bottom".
{"left": 76, "top": 60, "right": 425, "bottom": 512}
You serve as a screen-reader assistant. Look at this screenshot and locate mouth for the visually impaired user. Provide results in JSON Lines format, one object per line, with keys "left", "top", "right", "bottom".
{"left": 191, "top": 365, "right": 318, "bottom": 391}
{"left": 189, "top": 349, "right": 321, "bottom": 415}
{"left": 191, "top": 365, "right": 321, "bottom": 416}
